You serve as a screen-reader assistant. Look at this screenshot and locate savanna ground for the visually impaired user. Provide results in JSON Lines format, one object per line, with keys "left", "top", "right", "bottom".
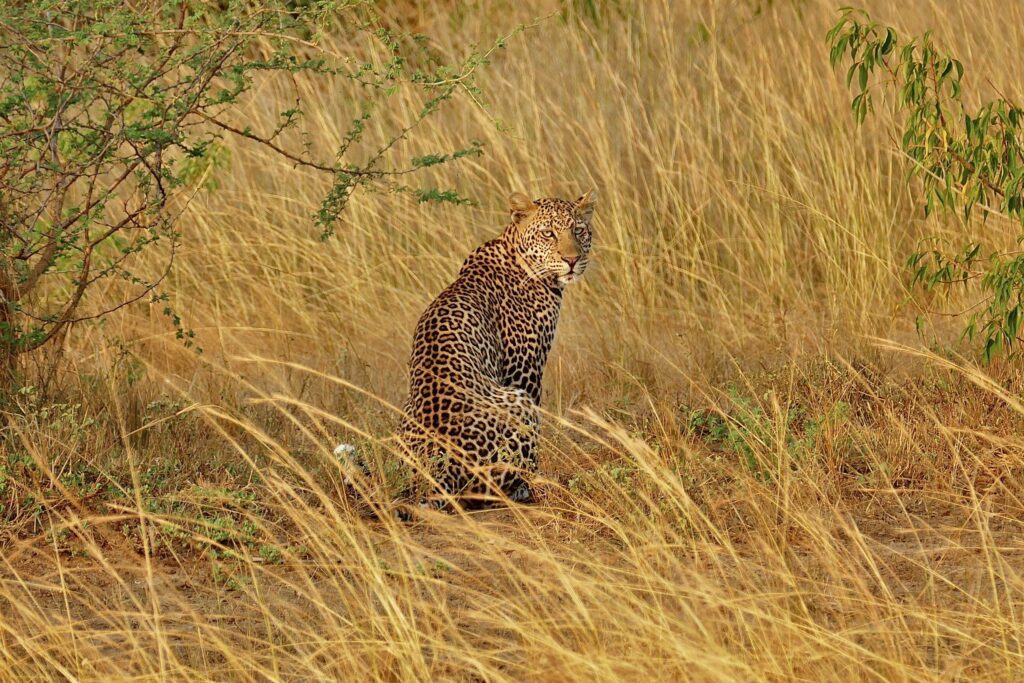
{"left": 4, "top": 0, "right": 1024, "bottom": 680}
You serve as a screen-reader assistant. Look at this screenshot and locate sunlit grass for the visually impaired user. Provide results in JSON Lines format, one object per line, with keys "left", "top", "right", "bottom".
{"left": 4, "top": 0, "right": 1024, "bottom": 680}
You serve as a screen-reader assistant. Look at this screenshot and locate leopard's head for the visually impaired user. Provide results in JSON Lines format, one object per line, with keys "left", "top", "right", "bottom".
{"left": 504, "top": 191, "right": 595, "bottom": 287}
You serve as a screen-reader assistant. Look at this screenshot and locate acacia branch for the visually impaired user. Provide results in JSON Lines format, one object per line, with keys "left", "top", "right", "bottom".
{"left": 201, "top": 113, "right": 339, "bottom": 173}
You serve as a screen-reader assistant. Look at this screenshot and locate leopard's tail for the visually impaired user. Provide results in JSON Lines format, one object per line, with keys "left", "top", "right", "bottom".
{"left": 334, "top": 442, "right": 370, "bottom": 485}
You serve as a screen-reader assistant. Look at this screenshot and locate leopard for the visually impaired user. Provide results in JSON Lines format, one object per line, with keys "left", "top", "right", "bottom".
{"left": 397, "top": 190, "right": 595, "bottom": 512}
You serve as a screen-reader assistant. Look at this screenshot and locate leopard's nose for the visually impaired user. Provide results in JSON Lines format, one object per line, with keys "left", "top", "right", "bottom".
{"left": 563, "top": 255, "right": 579, "bottom": 269}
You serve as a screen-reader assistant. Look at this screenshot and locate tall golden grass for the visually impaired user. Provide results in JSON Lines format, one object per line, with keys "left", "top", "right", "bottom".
{"left": 4, "top": 0, "right": 1024, "bottom": 680}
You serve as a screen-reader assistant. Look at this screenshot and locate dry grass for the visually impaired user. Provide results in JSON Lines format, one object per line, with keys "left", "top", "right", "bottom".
{"left": 4, "top": 0, "right": 1024, "bottom": 680}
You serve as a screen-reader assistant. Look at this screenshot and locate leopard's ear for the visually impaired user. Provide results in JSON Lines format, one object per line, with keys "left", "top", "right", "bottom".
{"left": 575, "top": 190, "right": 596, "bottom": 222}
{"left": 508, "top": 192, "right": 536, "bottom": 222}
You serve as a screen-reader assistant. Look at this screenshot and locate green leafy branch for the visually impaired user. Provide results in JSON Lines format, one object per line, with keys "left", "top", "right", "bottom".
{"left": 0, "top": 0, "right": 522, "bottom": 384}
{"left": 828, "top": 8, "right": 1024, "bottom": 361}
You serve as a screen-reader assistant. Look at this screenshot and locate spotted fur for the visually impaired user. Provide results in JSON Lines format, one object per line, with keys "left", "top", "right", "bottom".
{"left": 399, "top": 191, "right": 596, "bottom": 508}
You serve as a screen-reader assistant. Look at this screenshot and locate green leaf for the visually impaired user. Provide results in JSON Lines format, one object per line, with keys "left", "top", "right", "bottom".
{"left": 881, "top": 28, "right": 895, "bottom": 55}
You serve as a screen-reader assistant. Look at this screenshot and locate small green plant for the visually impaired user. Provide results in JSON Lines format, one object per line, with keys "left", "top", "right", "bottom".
{"left": 828, "top": 9, "right": 1024, "bottom": 361}
{"left": 414, "top": 559, "right": 454, "bottom": 578}
{"left": 686, "top": 389, "right": 785, "bottom": 477}
{"left": 686, "top": 390, "right": 853, "bottom": 478}
{"left": 209, "top": 548, "right": 252, "bottom": 591}
{"left": 258, "top": 544, "right": 283, "bottom": 565}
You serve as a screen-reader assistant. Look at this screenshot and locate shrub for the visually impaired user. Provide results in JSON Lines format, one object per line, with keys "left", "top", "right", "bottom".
{"left": 0, "top": 0, "right": 498, "bottom": 386}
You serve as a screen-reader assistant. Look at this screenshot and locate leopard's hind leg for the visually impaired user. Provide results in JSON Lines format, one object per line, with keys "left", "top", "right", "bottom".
{"left": 398, "top": 383, "right": 540, "bottom": 517}
{"left": 469, "top": 385, "right": 540, "bottom": 504}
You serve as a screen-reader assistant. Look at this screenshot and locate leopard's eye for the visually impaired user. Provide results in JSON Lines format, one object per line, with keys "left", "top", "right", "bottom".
{"left": 541, "top": 230, "right": 556, "bottom": 240}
